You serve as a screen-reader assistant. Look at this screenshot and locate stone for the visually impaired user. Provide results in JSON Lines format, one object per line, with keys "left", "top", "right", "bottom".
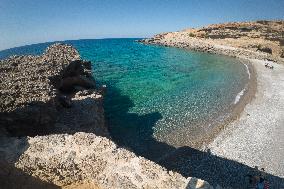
{"left": 257, "top": 45, "right": 272, "bottom": 54}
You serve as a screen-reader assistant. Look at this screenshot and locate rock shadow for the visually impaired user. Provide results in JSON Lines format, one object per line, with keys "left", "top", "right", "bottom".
{"left": 0, "top": 91, "right": 107, "bottom": 188}
{"left": 105, "top": 85, "right": 284, "bottom": 189}
{"left": 162, "top": 147, "right": 284, "bottom": 189}
{"left": 0, "top": 94, "right": 107, "bottom": 137}
{"left": 1, "top": 101, "right": 58, "bottom": 137}
{"left": 0, "top": 137, "right": 59, "bottom": 189}
{"left": 104, "top": 85, "right": 174, "bottom": 160}
{"left": 0, "top": 161, "right": 60, "bottom": 189}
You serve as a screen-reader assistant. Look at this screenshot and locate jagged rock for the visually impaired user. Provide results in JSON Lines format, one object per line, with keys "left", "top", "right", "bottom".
{"left": 0, "top": 43, "right": 105, "bottom": 137}
{"left": 257, "top": 45, "right": 272, "bottom": 54}
{"left": 60, "top": 75, "right": 95, "bottom": 92}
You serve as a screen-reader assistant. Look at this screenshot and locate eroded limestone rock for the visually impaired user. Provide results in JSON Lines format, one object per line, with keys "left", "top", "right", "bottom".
{"left": 1, "top": 132, "right": 213, "bottom": 189}
{"left": 0, "top": 43, "right": 106, "bottom": 137}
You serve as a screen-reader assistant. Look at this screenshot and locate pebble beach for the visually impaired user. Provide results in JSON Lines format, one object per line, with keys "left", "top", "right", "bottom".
{"left": 209, "top": 59, "right": 284, "bottom": 187}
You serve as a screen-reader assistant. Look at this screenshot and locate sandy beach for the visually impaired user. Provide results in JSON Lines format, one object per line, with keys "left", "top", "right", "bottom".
{"left": 209, "top": 59, "right": 284, "bottom": 180}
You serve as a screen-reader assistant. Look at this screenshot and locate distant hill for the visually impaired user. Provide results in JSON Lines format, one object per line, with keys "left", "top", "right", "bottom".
{"left": 184, "top": 20, "right": 284, "bottom": 57}
{"left": 142, "top": 20, "right": 284, "bottom": 63}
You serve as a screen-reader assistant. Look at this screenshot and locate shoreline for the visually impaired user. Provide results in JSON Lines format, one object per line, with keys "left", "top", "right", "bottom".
{"left": 198, "top": 58, "right": 257, "bottom": 149}
{"left": 140, "top": 39, "right": 258, "bottom": 149}
{"left": 0, "top": 38, "right": 282, "bottom": 188}
{"left": 172, "top": 58, "right": 257, "bottom": 149}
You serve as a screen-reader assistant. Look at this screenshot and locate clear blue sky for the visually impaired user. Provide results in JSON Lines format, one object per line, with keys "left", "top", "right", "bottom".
{"left": 0, "top": 0, "right": 283, "bottom": 50}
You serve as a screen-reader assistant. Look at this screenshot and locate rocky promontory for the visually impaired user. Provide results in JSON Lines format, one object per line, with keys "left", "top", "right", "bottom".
{"left": 0, "top": 43, "right": 106, "bottom": 137}
{"left": 0, "top": 44, "right": 213, "bottom": 189}
{"left": 140, "top": 20, "right": 284, "bottom": 64}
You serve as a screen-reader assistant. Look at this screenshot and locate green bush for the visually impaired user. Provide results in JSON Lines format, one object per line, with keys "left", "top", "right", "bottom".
{"left": 188, "top": 33, "right": 196, "bottom": 37}
{"left": 204, "top": 33, "right": 209, "bottom": 38}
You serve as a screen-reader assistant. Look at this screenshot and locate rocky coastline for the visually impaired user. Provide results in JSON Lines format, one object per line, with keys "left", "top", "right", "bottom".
{"left": 0, "top": 44, "right": 212, "bottom": 189}
{"left": 139, "top": 20, "right": 284, "bottom": 64}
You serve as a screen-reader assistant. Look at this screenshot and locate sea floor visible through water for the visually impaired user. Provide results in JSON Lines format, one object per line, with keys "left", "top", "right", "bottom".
{"left": 0, "top": 38, "right": 253, "bottom": 159}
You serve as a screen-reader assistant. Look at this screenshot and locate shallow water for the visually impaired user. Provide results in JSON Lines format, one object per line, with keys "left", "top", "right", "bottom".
{"left": 0, "top": 38, "right": 249, "bottom": 157}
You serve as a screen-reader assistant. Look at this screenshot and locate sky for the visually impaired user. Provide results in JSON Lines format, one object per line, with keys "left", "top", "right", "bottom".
{"left": 0, "top": 0, "right": 284, "bottom": 50}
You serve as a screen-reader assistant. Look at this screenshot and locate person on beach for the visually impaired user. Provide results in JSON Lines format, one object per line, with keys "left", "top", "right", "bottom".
{"left": 256, "top": 177, "right": 270, "bottom": 189}
{"left": 246, "top": 167, "right": 269, "bottom": 189}
{"left": 265, "top": 62, "right": 274, "bottom": 69}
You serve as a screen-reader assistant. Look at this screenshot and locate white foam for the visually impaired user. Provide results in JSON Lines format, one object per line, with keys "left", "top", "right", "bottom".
{"left": 234, "top": 88, "right": 246, "bottom": 104}
{"left": 243, "top": 63, "right": 251, "bottom": 79}
{"left": 233, "top": 63, "right": 251, "bottom": 104}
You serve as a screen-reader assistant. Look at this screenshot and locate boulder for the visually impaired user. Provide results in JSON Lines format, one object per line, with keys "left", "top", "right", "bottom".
{"left": 257, "top": 45, "right": 273, "bottom": 54}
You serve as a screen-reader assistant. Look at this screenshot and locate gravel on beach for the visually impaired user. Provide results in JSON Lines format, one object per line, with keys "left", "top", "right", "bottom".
{"left": 209, "top": 59, "right": 284, "bottom": 188}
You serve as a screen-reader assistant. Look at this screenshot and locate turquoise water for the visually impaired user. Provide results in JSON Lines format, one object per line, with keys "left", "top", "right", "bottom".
{"left": 0, "top": 39, "right": 249, "bottom": 158}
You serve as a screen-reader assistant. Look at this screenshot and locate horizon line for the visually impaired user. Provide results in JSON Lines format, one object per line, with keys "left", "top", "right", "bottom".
{"left": 0, "top": 37, "right": 147, "bottom": 52}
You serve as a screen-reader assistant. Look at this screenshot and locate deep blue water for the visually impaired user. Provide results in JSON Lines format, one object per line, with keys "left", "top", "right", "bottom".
{"left": 0, "top": 39, "right": 249, "bottom": 158}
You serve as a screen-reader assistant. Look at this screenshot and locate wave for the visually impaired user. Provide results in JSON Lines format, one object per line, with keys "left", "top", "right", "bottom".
{"left": 233, "top": 63, "right": 251, "bottom": 104}
{"left": 243, "top": 63, "right": 251, "bottom": 79}
{"left": 234, "top": 88, "right": 246, "bottom": 104}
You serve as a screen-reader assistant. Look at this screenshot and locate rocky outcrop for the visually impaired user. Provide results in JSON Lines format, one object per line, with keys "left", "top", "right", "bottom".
{"left": 0, "top": 44, "right": 80, "bottom": 112}
{"left": 140, "top": 20, "right": 284, "bottom": 64}
{"left": 0, "top": 44, "right": 106, "bottom": 137}
{"left": 196, "top": 21, "right": 284, "bottom": 41}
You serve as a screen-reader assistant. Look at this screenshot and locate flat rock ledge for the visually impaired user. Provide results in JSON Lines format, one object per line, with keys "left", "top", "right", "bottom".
{"left": 0, "top": 133, "right": 213, "bottom": 189}
{"left": 0, "top": 44, "right": 216, "bottom": 189}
